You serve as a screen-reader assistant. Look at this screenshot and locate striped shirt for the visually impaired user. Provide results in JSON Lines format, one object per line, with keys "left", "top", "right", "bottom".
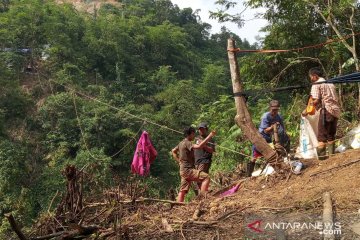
{"left": 310, "top": 78, "right": 341, "bottom": 118}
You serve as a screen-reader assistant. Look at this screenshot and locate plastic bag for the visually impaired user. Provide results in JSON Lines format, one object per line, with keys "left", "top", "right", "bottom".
{"left": 335, "top": 124, "right": 360, "bottom": 152}
{"left": 252, "top": 164, "right": 275, "bottom": 177}
{"left": 295, "top": 111, "right": 319, "bottom": 159}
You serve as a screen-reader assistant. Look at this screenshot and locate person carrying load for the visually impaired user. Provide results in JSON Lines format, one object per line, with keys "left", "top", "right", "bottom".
{"left": 302, "top": 67, "right": 341, "bottom": 160}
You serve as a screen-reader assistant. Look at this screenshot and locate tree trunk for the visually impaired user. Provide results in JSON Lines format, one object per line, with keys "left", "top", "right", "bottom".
{"left": 310, "top": 2, "right": 360, "bottom": 112}
{"left": 227, "top": 38, "right": 277, "bottom": 164}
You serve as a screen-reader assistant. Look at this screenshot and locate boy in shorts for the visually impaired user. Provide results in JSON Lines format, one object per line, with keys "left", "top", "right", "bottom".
{"left": 172, "top": 127, "right": 216, "bottom": 202}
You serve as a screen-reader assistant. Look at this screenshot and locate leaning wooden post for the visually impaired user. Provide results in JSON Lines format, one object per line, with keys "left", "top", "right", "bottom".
{"left": 227, "top": 38, "right": 277, "bottom": 164}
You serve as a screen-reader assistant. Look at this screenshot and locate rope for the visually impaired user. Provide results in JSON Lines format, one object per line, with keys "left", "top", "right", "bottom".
{"left": 233, "top": 72, "right": 360, "bottom": 97}
{"left": 72, "top": 92, "right": 145, "bottom": 161}
{"left": 55, "top": 81, "right": 360, "bottom": 163}
{"left": 228, "top": 31, "right": 360, "bottom": 54}
{"left": 72, "top": 88, "right": 183, "bottom": 135}
{"left": 56, "top": 82, "right": 254, "bottom": 158}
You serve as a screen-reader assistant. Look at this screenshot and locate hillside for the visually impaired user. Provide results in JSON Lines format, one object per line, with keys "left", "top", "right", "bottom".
{"left": 1, "top": 0, "right": 360, "bottom": 239}
{"left": 56, "top": 0, "right": 123, "bottom": 13}
{"left": 22, "top": 149, "right": 359, "bottom": 239}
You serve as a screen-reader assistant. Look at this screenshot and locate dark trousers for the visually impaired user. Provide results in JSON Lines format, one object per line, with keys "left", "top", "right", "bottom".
{"left": 318, "top": 109, "right": 338, "bottom": 142}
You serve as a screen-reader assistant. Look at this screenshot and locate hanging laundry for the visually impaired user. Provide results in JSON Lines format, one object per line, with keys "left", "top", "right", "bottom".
{"left": 131, "top": 131, "right": 157, "bottom": 176}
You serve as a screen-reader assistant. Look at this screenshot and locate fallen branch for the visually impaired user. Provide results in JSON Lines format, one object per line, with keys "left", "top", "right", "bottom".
{"left": 310, "top": 158, "right": 360, "bottom": 177}
{"left": 85, "top": 198, "right": 185, "bottom": 208}
{"left": 180, "top": 222, "right": 187, "bottom": 240}
{"left": 62, "top": 225, "right": 100, "bottom": 240}
{"left": 173, "top": 220, "right": 218, "bottom": 226}
{"left": 30, "top": 231, "right": 64, "bottom": 240}
{"left": 47, "top": 190, "right": 59, "bottom": 213}
{"left": 216, "top": 206, "right": 249, "bottom": 221}
{"left": 125, "top": 198, "right": 186, "bottom": 205}
{"left": 4, "top": 213, "right": 28, "bottom": 240}
{"left": 31, "top": 225, "right": 100, "bottom": 240}
{"left": 216, "top": 210, "right": 237, "bottom": 221}
{"left": 258, "top": 205, "right": 297, "bottom": 211}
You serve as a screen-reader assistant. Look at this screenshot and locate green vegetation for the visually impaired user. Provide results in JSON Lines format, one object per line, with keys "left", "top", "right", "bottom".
{"left": 0, "top": 0, "right": 359, "bottom": 237}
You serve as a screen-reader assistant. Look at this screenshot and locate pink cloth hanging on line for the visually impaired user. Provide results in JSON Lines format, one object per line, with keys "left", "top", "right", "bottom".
{"left": 131, "top": 131, "right": 157, "bottom": 176}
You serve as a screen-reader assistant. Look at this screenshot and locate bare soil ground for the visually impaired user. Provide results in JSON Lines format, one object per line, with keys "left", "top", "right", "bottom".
{"left": 127, "top": 149, "right": 360, "bottom": 240}
{"left": 128, "top": 150, "right": 360, "bottom": 239}
{"left": 30, "top": 149, "right": 360, "bottom": 239}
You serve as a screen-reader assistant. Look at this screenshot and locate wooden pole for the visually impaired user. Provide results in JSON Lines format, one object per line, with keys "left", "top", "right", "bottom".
{"left": 227, "top": 38, "right": 277, "bottom": 163}
{"left": 322, "top": 192, "right": 335, "bottom": 240}
{"left": 4, "top": 213, "right": 28, "bottom": 240}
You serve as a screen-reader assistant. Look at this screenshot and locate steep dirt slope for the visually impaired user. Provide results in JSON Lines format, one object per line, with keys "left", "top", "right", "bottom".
{"left": 28, "top": 149, "right": 360, "bottom": 239}
{"left": 134, "top": 149, "right": 360, "bottom": 239}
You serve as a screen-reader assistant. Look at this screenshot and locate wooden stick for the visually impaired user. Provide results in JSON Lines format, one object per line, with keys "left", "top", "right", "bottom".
{"left": 30, "top": 231, "right": 64, "bottom": 240}
{"left": 216, "top": 206, "right": 249, "bottom": 221}
{"left": 47, "top": 190, "right": 59, "bottom": 213}
{"left": 322, "top": 192, "right": 335, "bottom": 240}
{"left": 310, "top": 158, "right": 360, "bottom": 177}
{"left": 258, "top": 206, "right": 296, "bottom": 211}
{"left": 85, "top": 198, "right": 186, "bottom": 208}
{"left": 216, "top": 210, "right": 237, "bottom": 221}
{"left": 173, "top": 220, "right": 218, "bottom": 225}
{"left": 4, "top": 213, "right": 28, "bottom": 240}
{"left": 180, "top": 222, "right": 187, "bottom": 240}
{"left": 31, "top": 225, "right": 100, "bottom": 240}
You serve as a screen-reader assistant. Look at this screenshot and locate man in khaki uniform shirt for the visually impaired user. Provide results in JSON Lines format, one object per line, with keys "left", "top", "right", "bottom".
{"left": 172, "top": 127, "right": 216, "bottom": 202}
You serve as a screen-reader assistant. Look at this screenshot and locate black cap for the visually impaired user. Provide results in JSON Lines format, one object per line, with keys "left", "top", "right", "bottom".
{"left": 198, "top": 122, "right": 208, "bottom": 129}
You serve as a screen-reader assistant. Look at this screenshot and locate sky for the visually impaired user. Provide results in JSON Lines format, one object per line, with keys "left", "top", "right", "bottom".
{"left": 170, "top": 0, "right": 268, "bottom": 44}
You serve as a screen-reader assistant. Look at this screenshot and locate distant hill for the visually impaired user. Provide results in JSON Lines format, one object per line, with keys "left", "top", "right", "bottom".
{"left": 56, "top": 0, "right": 123, "bottom": 13}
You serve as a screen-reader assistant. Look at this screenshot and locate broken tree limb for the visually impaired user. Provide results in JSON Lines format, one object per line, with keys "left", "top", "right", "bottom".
{"left": 4, "top": 213, "right": 28, "bottom": 240}
{"left": 31, "top": 225, "right": 100, "bottom": 240}
{"left": 62, "top": 225, "right": 100, "bottom": 239}
{"left": 310, "top": 158, "right": 360, "bottom": 177}
{"left": 227, "top": 38, "right": 278, "bottom": 164}
{"left": 322, "top": 192, "right": 335, "bottom": 240}
{"left": 123, "top": 197, "right": 186, "bottom": 205}
{"left": 30, "top": 231, "right": 64, "bottom": 240}
{"left": 85, "top": 198, "right": 185, "bottom": 208}
{"left": 216, "top": 210, "right": 237, "bottom": 221}
{"left": 173, "top": 220, "right": 218, "bottom": 226}
{"left": 216, "top": 206, "right": 249, "bottom": 221}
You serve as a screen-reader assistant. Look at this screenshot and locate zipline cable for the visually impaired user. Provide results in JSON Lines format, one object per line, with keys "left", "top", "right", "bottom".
{"left": 58, "top": 82, "right": 254, "bottom": 158}
{"left": 228, "top": 31, "right": 360, "bottom": 54}
{"left": 72, "top": 91, "right": 146, "bottom": 161}
{"left": 233, "top": 72, "right": 360, "bottom": 97}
